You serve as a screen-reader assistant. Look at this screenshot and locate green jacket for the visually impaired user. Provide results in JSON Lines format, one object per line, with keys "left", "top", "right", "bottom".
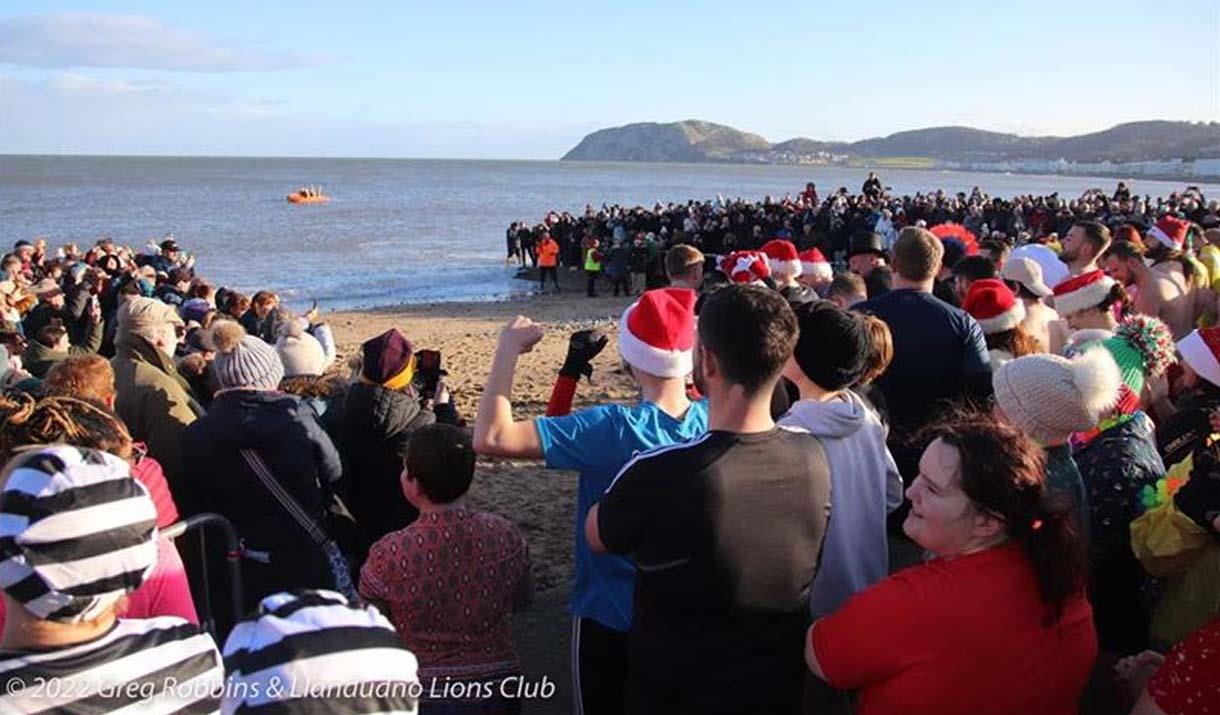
{"left": 24, "top": 317, "right": 104, "bottom": 379}
{"left": 112, "top": 336, "right": 203, "bottom": 497}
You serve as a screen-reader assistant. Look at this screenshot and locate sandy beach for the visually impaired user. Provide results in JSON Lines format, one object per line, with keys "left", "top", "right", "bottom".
{"left": 326, "top": 274, "right": 643, "bottom": 712}
{"left": 328, "top": 271, "right": 640, "bottom": 591}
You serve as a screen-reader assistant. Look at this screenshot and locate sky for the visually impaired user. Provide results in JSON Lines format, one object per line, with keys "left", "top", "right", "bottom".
{"left": 1, "top": 0, "right": 1217, "bottom": 159}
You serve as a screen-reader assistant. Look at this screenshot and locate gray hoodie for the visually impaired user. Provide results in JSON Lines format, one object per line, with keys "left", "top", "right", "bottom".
{"left": 780, "top": 390, "right": 903, "bottom": 618}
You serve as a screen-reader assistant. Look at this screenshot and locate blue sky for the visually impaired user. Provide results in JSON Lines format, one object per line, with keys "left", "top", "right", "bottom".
{"left": 1, "top": 0, "right": 1217, "bottom": 158}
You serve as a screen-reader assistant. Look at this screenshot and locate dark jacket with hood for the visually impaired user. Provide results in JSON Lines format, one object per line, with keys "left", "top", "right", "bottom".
{"left": 338, "top": 381, "right": 435, "bottom": 544}
{"left": 183, "top": 389, "right": 342, "bottom": 608}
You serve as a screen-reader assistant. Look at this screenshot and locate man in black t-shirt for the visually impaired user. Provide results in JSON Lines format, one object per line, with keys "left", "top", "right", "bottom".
{"left": 587, "top": 284, "right": 832, "bottom": 715}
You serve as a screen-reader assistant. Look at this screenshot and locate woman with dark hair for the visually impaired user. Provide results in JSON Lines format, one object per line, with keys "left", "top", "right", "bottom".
{"left": 805, "top": 413, "right": 1096, "bottom": 715}
{"left": 962, "top": 278, "right": 1041, "bottom": 369}
{"left": 1053, "top": 269, "right": 1131, "bottom": 354}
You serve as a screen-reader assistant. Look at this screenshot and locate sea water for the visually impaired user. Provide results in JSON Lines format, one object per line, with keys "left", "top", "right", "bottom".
{"left": 2, "top": 155, "right": 1216, "bottom": 309}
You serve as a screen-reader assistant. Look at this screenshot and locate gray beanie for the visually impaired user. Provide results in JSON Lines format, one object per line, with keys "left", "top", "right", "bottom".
{"left": 992, "top": 350, "right": 1121, "bottom": 444}
{"left": 206, "top": 320, "right": 285, "bottom": 391}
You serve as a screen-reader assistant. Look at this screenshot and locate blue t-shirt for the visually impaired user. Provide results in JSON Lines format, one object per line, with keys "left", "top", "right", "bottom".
{"left": 535, "top": 400, "right": 709, "bottom": 632}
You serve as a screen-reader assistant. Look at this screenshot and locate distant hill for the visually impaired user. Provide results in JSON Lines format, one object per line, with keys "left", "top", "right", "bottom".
{"left": 561, "top": 120, "right": 1220, "bottom": 167}
{"left": 562, "top": 120, "right": 770, "bottom": 162}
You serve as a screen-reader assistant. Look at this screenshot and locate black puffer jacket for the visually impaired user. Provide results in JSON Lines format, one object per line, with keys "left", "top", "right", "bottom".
{"left": 338, "top": 382, "right": 434, "bottom": 544}
{"left": 183, "top": 389, "right": 342, "bottom": 608}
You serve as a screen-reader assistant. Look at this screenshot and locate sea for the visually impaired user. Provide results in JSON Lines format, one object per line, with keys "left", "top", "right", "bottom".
{"left": 2, "top": 155, "right": 1218, "bottom": 309}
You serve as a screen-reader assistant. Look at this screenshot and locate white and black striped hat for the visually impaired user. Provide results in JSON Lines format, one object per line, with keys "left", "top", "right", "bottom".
{"left": 222, "top": 590, "right": 419, "bottom": 714}
{"left": 0, "top": 445, "right": 158, "bottom": 623}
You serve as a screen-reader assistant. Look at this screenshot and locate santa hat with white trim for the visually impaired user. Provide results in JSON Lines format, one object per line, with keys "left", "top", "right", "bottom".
{"left": 760, "top": 239, "right": 802, "bottom": 279}
{"left": 799, "top": 248, "right": 833, "bottom": 282}
{"left": 1177, "top": 327, "right": 1220, "bottom": 388}
{"left": 719, "top": 250, "right": 771, "bottom": 285}
{"left": 963, "top": 278, "right": 1026, "bottom": 334}
{"left": 1147, "top": 216, "right": 1190, "bottom": 250}
{"left": 1052, "top": 269, "right": 1117, "bottom": 317}
{"left": 618, "top": 287, "right": 697, "bottom": 378}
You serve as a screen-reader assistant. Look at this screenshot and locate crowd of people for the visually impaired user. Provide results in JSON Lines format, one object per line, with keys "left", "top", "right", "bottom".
{"left": 0, "top": 176, "right": 1217, "bottom": 714}
{"left": 507, "top": 178, "right": 1220, "bottom": 299}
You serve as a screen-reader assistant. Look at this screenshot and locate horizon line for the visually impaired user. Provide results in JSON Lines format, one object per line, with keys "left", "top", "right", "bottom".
{"left": 0, "top": 152, "right": 561, "bottom": 162}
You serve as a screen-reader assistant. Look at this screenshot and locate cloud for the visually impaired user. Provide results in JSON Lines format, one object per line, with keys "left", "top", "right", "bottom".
{"left": 0, "top": 74, "right": 573, "bottom": 158}
{"left": 0, "top": 13, "right": 327, "bottom": 72}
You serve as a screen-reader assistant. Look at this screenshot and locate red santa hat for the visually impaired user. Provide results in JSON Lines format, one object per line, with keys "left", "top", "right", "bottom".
{"left": 963, "top": 278, "right": 1026, "bottom": 334}
{"left": 1052, "top": 269, "right": 1117, "bottom": 317}
{"left": 617, "top": 288, "right": 697, "bottom": 378}
{"left": 799, "top": 248, "right": 833, "bottom": 282}
{"left": 1177, "top": 327, "right": 1220, "bottom": 389}
{"left": 1147, "top": 216, "right": 1190, "bottom": 250}
{"left": 759, "top": 239, "right": 802, "bottom": 278}
{"left": 719, "top": 250, "right": 771, "bottom": 285}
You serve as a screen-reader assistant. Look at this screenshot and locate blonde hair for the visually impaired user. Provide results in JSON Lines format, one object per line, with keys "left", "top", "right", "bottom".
{"left": 892, "top": 227, "right": 944, "bottom": 282}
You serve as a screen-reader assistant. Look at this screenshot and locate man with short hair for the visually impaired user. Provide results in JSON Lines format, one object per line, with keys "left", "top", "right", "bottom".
{"left": 1103, "top": 240, "right": 1192, "bottom": 338}
{"left": 665, "top": 244, "right": 704, "bottom": 291}
{"left": 1059, "top": 220, "right": 1112, "bottom": 276}
{"left": 857, "top": 227, "right": 991, "bottom": 497}
{"left": 474, "top": 288, "right": 708, "bottom": 715}
{"left": 586, "top": 284, "right": 831, "bottom": 714}
{"left": 979, "top": 239, "right": 1011, "bottom": 269}
{"left": 827, "top": 272, "right": 868, "bottom": 308}
{"left": 951, "top": 255, "right": 998, "bottom": 304}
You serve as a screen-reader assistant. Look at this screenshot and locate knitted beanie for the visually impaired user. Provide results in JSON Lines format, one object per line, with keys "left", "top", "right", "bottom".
{"left": 275, "top": 319, "right": 327, "bottom": 377}
{"left": 993, "top": 351, "right": 1122, "bottom": 443}
{"left": 206, "top": 320, "right": 285, "bottom": 391}
{"left": 361, "top": 328, "right": 414, "bottom": 385}
{"left": 222, "top": 590, "right": 419, "bottom": 714}
{"left": 0, "top": 446, "right": 157, "bottom": 622}
{"left": 1093, "top": 314, "right": 1176, "bottom": 397}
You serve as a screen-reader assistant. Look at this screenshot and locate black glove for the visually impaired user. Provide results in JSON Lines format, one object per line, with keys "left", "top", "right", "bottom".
{"left": 559, "top": 328, "right": 609, "bottom": 382}
{"left": 1175, "top": 446, "right": 1220, "bottom": 543}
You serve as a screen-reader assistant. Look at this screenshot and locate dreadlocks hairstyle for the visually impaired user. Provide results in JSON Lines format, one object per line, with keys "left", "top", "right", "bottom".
{"left": 0, "top": 392, "right": 133, "bottom": 463}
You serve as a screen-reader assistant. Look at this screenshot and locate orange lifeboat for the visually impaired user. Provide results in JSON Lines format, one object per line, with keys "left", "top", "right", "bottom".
{"left": 287, "top": 189, "right": 329, "bottom": 204}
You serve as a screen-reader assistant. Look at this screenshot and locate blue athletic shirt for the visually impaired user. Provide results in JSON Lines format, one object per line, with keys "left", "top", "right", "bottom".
{"left": 535, "top": 399, "right": 708, "bottom": 632}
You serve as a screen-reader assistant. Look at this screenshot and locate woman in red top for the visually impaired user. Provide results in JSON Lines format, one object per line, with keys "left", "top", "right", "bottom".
{"left": 806, "top": 413, "right": 1097, "bottom": 715}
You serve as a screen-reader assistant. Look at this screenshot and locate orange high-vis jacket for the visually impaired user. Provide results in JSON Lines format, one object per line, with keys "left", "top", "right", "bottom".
{"left": 538, "top": 238, "right": 559, "bottom": 267}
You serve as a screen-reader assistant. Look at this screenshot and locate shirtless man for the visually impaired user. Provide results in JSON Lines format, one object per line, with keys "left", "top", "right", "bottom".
{"left": 1103, "top": 241, "right": 1193, "bottom": 338}
{"left": 1000, "top": 256, "right": 1058, "bottom": 353}
{"left": 1058, "top": 220, "right": 1111, "bottom": 276}
{"left": 1144, "top": 215, "right": 1199, "bottom": 336}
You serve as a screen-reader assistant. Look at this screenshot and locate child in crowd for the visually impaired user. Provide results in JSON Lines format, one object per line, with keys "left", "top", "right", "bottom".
{"left": 360, "top": 423, "right": 532, "bottom": 715}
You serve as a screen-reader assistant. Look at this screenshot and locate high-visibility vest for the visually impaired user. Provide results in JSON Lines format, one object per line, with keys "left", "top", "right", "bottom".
{"left": 584, "top": 248, "right": 602, "bottom": 272}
